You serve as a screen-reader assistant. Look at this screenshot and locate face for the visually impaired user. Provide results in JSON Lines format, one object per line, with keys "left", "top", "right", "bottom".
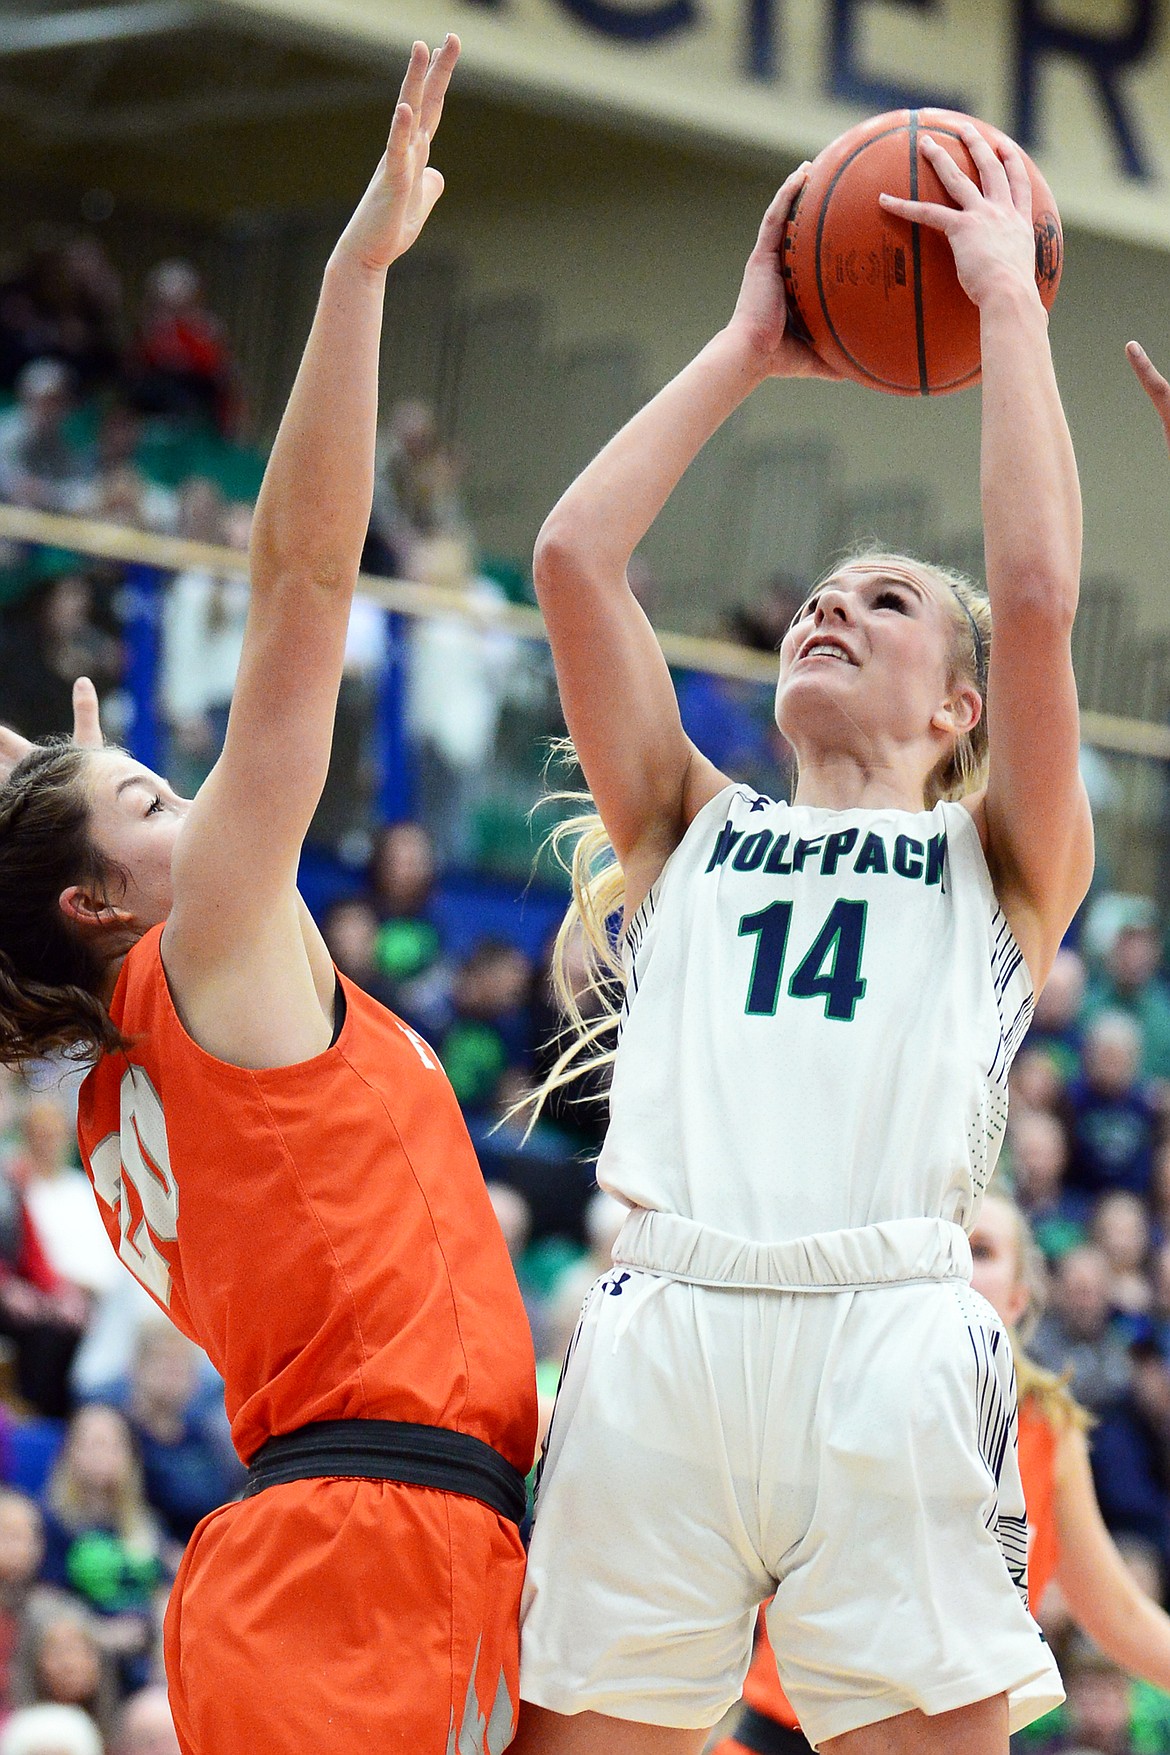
{"left": 969, "top": 1198, "right": 1029, "bottom": 1328}
{"left": 1057, "top": 1249, "right": 1112, "bottom": 1338}
{"left": 38, "top": 1615, "right": 101, "bottom": 1702}
{"left": 71, "top": 750, "right": 190, "bottom": 938}
{"left": 0, "top": 1492, "right": 43, "bottom": 1585}
{"left": 66, "top": 1405, "right": 134, "bottom": 1494}
{"left": 774, "top": 563, "right": 978, "bottom": 789}
{"left": 1084, "top": 1020, "right": 1140, "bottom": 1096}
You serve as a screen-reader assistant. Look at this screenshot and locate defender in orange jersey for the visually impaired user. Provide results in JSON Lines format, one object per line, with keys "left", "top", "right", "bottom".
{"left": 0, "top": 36, "right": 537, "bottom": 1754}
{"left": 713, "top": 1190, "right": 1170, "bottom": 1754}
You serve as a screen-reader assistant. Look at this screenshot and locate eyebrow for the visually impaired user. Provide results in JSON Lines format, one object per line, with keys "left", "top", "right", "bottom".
{"left": 115, "top": 774, "right": 154, "bottom": 798}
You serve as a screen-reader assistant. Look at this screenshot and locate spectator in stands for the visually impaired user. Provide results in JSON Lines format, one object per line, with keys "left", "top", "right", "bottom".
{"left": 0, "top": 363, "right": 91, "bottom": 515}
{"left": 1028, "top": 945, "right": 1089, "bottom": 1085}
{"left": 0, "top": 1147, "right": 87, "bottom": 1419}
{"left": 433, "top": 939, "right": 533, "bottom": 1117}
{"left": 1044, "top": 1643, "right": 1137, "bottom": 1753}
{"left": 9, "top": 1594, "right": 116, "bottom": 1740}
{"left": 0, "top": 234, "right": 121, "bottom": 396}
{"left": 39, "top": 1408, "right": 165, "bottom": 1681}
{"left": 75, "top": 404, "right": 174, "bottom": 537}
{"left": 0, "top": 1491, "right": 49, "bottom": 1707}
{"left": 0, "top": 1703, "right": 103, "bottom": 1755}
{"left": 1090, "top": 1338, "right": 1170, "bottom": 1576}
{"left": 1067, "top": 1012, "right": 1161, "bottom": 1200}
{"left": 8, "top": 1097, "right": 117, "bottom": 1301}
{"left": 109, "top": 1321, "right": 242, "bottom": 1549}
{"left": 367, "top": 399, "right": 468, "bottom": 577}
{"left": 367, "top": 820, "right": 443, "bottom": 989}
{"left": 159, "top": 480, "right": 247, "bottom": 796}
{"left": 110, "top": 1686, "right": 179, "bottom": 1755}
{"left": 1031, "top": 1245, "right": 1134, "bottom": 1413}
{"left": 0, "top": 568, "right": 123, "bottom": 746}
{"left": 1008, "top": 1106, "right": 1086, "bottom": 1259}
{"left": 1083, "top": 899, "right": 1170, "bottom": 1087}
{"left": 320, "top": 897, "right": 397, "bottom": 1011}
{"left": 404, "top": 537, "right": 524, "bottom": 861}
{"left": 125, "top": 262, "right": 238, "bottom": 437}
{"left": 1010, "top": 1042, "right": 1069, "bottom": 1118}
{"left": 1093, "top": 1192, "right": 1154, "bottom": 1324}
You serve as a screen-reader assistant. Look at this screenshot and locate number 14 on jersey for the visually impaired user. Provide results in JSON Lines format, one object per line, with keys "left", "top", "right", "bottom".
{"left": 739, "top": 899, "right": 868, "bottom": 1021}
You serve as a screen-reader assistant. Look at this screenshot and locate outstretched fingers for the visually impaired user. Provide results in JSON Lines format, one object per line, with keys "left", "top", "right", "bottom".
{"left": 71, "top": 677, "right": 103, "bottom": 748}
{"left": 420, "top": 33, "right": 460, "bottom": 140}
{"left": 1128, "top": 341, "right": 1170, "bottom": 438}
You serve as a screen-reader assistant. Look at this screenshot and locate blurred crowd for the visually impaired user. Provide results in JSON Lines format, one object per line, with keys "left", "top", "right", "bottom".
{"left": 8, "top": 228, "right": 1170, "bottom": 1755}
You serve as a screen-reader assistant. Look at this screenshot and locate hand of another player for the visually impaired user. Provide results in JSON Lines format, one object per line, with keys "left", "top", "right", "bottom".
{"left": 879, "top": 124, "right": 1038, "bottom": 312}
{"left": 335, "top": 35, "right": 460, "bottom": 276}
{"left": 0, "top": 676, "right": 103, "bottom": 783}
{"left": 727, "top": 166, "right": 844, "bottom": 381}
{"left": 1127, "top": 341, "right": 1170, "bottom": 456}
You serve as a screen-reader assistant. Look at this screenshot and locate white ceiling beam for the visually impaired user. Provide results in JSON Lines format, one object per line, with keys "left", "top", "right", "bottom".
{"left": 0, "top": 3, "right": 202, "bottom": 56}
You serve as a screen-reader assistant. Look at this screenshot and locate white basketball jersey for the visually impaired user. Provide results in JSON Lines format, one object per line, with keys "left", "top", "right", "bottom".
{"left": 596, "top": 784, "right": 1033, "bottom": 1243}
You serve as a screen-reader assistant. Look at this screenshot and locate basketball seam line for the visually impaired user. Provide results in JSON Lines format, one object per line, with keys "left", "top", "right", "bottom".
{"left": 909, "top": 110, "right": 930, "bottom": 398}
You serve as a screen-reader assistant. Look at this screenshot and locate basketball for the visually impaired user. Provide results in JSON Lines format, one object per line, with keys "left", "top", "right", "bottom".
{"left": 780, "top": 108, "right": 1064, "bottom": 396}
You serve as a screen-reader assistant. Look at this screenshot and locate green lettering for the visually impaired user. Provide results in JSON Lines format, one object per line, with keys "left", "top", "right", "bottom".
{"left": 853, "top": 831, "right": 888, "bottom": 876}
{"left": 791, "top": 836, "right": 825, "bottom": 873}
{"left": 893, "top": 835, "right": 924, "bottom": 880}
{"left": 764, "top": 834, "right": 793, "bottom": 875}
{"left": 925, "top": 831, "right": 947, "bottom": 887}
{"left": 732, "top": 829, "right": 772, "bottom": 873}
{"left": 820, "top": 828, "right": 859, "bottom": 876}
{"left": 706, "top": 825, "right": 743, "bottom": 873}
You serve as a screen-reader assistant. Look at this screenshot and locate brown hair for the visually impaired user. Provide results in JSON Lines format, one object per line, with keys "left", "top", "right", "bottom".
{"left": 0, "top": 742, "right": 128, "bottom": 1066}
{"left": 521, "top": 550, "right": 993, "bottom": 1127}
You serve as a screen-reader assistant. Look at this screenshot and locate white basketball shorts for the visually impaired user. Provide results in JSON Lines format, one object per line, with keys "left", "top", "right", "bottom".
{"left": 520, "top": 1211, "right": 1063, "bottom": 1749}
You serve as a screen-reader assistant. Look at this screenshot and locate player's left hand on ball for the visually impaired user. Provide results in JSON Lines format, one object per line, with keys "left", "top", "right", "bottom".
{"left": 1127, "top": 341, "right": 1170, "bottom": 452}
{"left": 337, "top": 34, "right": 460, "bottom": 276}
{"left": 728, "top": 165, "right": 844, "bottom": 381}
{"left": 878, "top": 124, "right": 1037, "bottom": 310}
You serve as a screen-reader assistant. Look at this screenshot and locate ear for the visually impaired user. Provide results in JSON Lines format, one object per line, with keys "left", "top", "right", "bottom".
{"left": 931, "top": 681, "right": 982, "bottom": 740}
{"left": 58, "top": 886, "right": 132, "bottom": 932}
{"left": 1004, "top": 1278, "right": 1030, "bottom": 1329}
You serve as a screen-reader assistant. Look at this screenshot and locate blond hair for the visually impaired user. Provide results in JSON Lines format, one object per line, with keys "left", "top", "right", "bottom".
{"left": 981, "top": 1189, "right": 1091, "bottom": 1434}
{"left": 526, "top": 551, "right": 992, "bottom": 1125}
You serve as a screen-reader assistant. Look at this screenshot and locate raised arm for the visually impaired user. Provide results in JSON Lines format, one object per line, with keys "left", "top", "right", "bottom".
{"left": 881, "top": 128, "right": 1092, "bottom": 985}
{"left": 1053, "top": 1421, "right": 1170, "bottom": 1691}
{"left": 533, "top": 168, "right": 838, "bottom": 909}
{"left": 163, "top": 37, "right": 459, "bottom": 1061}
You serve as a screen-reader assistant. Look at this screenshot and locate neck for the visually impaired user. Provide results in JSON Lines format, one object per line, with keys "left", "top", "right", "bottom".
{"left": 791, "top": 747, "right": 932, "bottom": 813}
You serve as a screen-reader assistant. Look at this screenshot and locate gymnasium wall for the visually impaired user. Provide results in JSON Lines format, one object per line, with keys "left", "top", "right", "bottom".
{"left": 7, "top": 75, "right": 1170, "bottom": 644}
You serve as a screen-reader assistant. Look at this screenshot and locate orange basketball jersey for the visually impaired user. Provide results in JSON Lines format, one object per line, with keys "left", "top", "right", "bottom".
{"left": 1018, "top": 1392, "right": 1061, "bottom": 1612}
{"left": 76, "top": 926, "right": 537, "bottom": 1471}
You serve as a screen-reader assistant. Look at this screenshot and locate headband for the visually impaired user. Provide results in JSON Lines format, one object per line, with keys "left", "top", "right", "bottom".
{"left": 952, "top": 589, "right": 987, "bottom": 694}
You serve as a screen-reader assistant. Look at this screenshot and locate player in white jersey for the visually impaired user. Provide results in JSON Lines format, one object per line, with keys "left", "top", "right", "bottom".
{"left": 511, "top": 128, "right": 1092, "bottom": 1755}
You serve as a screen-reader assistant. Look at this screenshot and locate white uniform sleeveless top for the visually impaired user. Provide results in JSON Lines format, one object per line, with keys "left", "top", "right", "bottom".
{"left": 596, "top": 784, "right": 1034, "bottom": 1244}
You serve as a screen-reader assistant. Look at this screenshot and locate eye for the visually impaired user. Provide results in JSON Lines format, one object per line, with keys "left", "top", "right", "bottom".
{"left": 873, "top": 588, "right": 909, "bottom": 612}
{"left": 146, "top": 794, "right": 163, "bottom": 817}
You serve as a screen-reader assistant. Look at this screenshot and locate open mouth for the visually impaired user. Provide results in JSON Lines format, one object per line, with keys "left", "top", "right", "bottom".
{"left": 797, "top": 637, "right": 856, "bottom": 666}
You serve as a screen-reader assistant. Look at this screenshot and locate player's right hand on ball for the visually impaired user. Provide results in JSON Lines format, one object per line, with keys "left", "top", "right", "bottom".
{"left": 336, "top": 35, "right": 460, "bottom": 276}
{"left": 727, "top": 166, "right": 843, "bottom": 382}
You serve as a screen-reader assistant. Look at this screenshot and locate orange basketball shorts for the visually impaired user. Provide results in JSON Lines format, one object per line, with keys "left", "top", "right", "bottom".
{"left": 164, "top": 1476, "right": 525, "bottom": 1753}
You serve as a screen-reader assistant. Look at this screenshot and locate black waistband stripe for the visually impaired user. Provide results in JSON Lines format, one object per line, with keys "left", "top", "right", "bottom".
{"left": 245, "top": 1419, "right": 528, "bottom": 1526}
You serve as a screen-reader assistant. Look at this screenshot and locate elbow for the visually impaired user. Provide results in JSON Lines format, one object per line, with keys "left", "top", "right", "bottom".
{"left": 992, "top": 565, "right": 1080, "bottom": 640}
{"left": 533, "top": 513, "right": 613, "bottom": 607}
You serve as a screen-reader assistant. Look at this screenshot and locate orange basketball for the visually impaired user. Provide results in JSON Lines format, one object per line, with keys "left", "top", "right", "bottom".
{"left": 780, "top": 108, "right": 1063, "bottom": 396}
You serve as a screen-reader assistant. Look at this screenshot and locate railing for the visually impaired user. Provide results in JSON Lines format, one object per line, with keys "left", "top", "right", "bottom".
{"left": 0, "top": 504, "right": 1167, "bottom": 901}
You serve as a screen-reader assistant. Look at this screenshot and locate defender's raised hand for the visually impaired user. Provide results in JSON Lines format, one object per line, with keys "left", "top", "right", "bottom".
{"left": 0, "top": 676, "right": 103, "bottom": 782}
{"left": 337, "top": 35, "right": 460, "bottom": 276}
{"left": 1128, "top": 341, "right": 1170, "bottom": 456}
